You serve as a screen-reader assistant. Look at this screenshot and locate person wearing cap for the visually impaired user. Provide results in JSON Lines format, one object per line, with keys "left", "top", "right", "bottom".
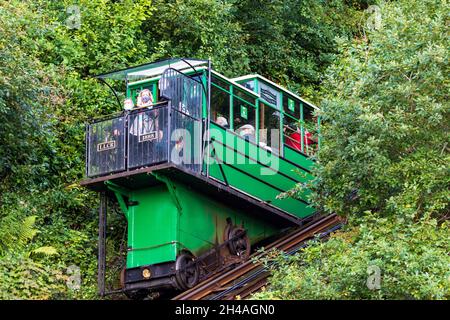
{"left": 236, "top": 124, "right": 255, "bottom": 142}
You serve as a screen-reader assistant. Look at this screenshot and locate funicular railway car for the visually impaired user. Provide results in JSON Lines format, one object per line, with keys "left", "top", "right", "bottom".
{"left": 80, "top": 58, "right": 321, "bottom": 299}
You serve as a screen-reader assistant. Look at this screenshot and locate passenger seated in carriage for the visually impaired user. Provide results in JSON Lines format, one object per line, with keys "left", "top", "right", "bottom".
{"left": 136, "top": 89, "right": 154, "bottom": 108}
{"left": 284, "top": 123, "right": 301, "bottom": 151}
{"left": 284, "top": 121, "right": 318, "bottom": 155}
{"left": 236, "top": 124, "right": 255, "bottom": 142}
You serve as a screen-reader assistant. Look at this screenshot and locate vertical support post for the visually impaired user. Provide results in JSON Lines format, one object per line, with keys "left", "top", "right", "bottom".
{"left": 255, "top": 98, "right": 259, "bottom": 143}
{"left": 317, "top": 115, "right": 321, "bottom": 150}
{"left": 206, "top": 60, "right": 212, "bottom": 178}
{"left": 229, "top": 85, "right": 234, "bottom": 131}
{"left": 255, "top": 79, "right": 260, "bottom": 144}
{"left": 124, "top": 110, "right": 129, "bottom": 171}
{"left": 98, "top": 192, "right": 107, "bottom": 297}
{"left": 279, "top": 92, "right": 284, "bottom": 157}
{"left": 168, "top": 100, "right": 171, "bottom": 163}
{"left": 300, "top": 102, "right": 304, "bottom": 153}
{"left": 125, "top": 74, "right": 130, "bottom": 171}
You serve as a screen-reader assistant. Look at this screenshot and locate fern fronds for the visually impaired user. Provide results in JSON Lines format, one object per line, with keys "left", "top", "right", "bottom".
{"left": 0, "top": 214, "right": 39, "bottom": 254}
{"left": 30, "top": 246, "right": 58, "bottom": 256}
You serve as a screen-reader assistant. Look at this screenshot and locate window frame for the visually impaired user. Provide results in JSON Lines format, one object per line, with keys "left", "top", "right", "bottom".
{"left": 210, "top": 74, "right": 257, "bottom": 132}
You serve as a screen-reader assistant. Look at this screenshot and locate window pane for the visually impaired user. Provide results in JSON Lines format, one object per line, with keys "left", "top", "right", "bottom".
{"left": 242, "top": 79, "right": 255, "bottom": 92}
{"left": 212, "top": 75, "right": 229, "bottom": 91}
{"left": 259, "top": 102, "right": 281, "bottom": 153}
{"left": 283, "top": 117, "right": 302, "bottom": 152}
{"left": 233, "top": 86, "right": 256, "bottom": 106}
{"left": 211, "top": 84, "right": 230, "bottom": 128}
{"left": 303, "top": 104, "right": 314, "bottom": 121}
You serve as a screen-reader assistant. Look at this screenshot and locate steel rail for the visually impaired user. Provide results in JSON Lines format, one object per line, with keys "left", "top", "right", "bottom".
{"left": 208, "top": 223, "right": 342, "bottom": 300}
{"left": 173, "top": 213, "right": 340, "bottom": 300}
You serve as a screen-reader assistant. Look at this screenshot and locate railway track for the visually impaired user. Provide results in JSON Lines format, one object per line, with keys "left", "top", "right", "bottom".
{"left": 173, "top": 213, "right": 342, "bottom": 300}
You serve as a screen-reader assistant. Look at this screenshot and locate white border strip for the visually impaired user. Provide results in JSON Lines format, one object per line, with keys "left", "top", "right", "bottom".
{"left": 211, "top": 70, "right": 260, "bottom": 99}
{"left": 232, "top": 74, "right": 319, "bottom": 110}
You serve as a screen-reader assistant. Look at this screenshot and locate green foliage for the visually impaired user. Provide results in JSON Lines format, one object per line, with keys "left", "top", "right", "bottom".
{"left": 31, "top": 246, "right": 58, "bottom": 257}
{"left": 0, "top": 0, "right": 106, "bottom": 299}
{"left": 233, "top": 0, "right": 372, "bottom": 99}
{"left": 0, "top": 214, "right": 38, "bottom": 255}
{"left": 0, "top": 252, "right": 67, "bottom": 300}
{"left": 257, "top": 0, "right": 449, "bottom": 300}
{"left": 143, "top": 0, "right": 250, "bottom": 76}
{"left": 35, "top": 0, "right": 154, "bottom": 75}
{"left": 300, "top": 0, "right": 449, "bottom": 221}
{"left": 145, "top": 0, "right": 370, "bottom": 99}
{"left": 253, "top": 216, "right": 450, "bottom": 299}
{"left": 0, "top": 1, "right": 55, "bottom": 187}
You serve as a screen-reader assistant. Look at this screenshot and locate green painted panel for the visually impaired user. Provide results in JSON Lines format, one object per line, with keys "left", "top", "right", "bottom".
{"left": 283, "top": 146, "right": 314, "bottom": 171}
{"left": 210, "top": 122, "right": 314, "bottom": 181}
{"left": 127, "top": 185, "right": 178, "bottom": 268}
{"left": 123, "top": 178, "right": 278, "bottom": 269}
{"left": 211, "top": 140, "right": 312, "bottom": 199}
{"left": 208, "top": 123, "right": 315, "bottom": 207}
{"left": 173, "top": 181, "right": 276, "bottom": 255}
{"left": 209, "top": 162, "right": 314, "bottom": 218}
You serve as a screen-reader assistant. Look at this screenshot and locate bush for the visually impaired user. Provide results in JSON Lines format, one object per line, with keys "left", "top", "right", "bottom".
{"left": 310, "top": 0, "right": 449, "bottom": 221}
{"left": 257, "top": 0, "right": 449, "bottom": 300}
{"left": 253, "top": 216, "right": 450, "bottom": 299}
{"left": 0, "top": 252, "right": 67, "bottom": 300}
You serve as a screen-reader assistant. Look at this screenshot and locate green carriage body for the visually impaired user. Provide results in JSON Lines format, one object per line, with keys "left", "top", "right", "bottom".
{"left": 112, "top": 178, "right": 277, "bottom": 270}
{"left": 82, "top": 58, "right": 320, "bottom": 295}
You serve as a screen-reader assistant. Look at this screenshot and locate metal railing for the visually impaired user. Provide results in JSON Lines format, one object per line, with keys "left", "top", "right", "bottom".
{"left": 86, "top": 68, "right": 204, "bottom": 178}
{"left": 160, "top": 68, "right": 203, "bottom": 120}
{"left": 86, "top": 115, "right": 126, "bottom": 177}
{"left": 128, "top": 105, "right": 169, "bottom": 169}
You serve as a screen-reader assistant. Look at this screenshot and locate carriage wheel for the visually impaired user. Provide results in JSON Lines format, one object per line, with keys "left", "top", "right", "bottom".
{"left": 227, "top": 227, "right": 251, "bottom": 259}
{"left": 175, "top": 252, "right": 199, "bottom": 290}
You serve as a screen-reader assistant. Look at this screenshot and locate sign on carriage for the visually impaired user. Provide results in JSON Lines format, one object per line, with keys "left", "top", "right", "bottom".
{"left": 97, "top": 140, "right": 116, "bottom": 152}
{"left": 139, "top": 131, "right": 157, "bottom": 142}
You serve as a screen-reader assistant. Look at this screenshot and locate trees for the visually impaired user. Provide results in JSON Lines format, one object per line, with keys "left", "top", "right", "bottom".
{"left": 143, "top": 0, "right": 250, "bottom": 77}
{"left": 0, "top": 0, "right": 145, "bottom": 299}
{"left": 233, "top": 0, "right": 371, "bottom": 100}
{"left": 281, "top": 0, "right": 449, "bottom": 223}
{"left": 3, "top": 0, "right": 445, "bottom": 300}
{"left": 313, "top": 0, "right": 449, "bottom": 222}
{"left": 143, "top": 0, "right": 370, "bottom": 100}
{"left": 255, "top": 0, "right": 450, "bottom": 300}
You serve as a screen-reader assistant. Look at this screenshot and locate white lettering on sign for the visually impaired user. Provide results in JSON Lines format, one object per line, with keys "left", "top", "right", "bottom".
{"left": 97, "top": 141, "right": 116, "bottom": 152}
{"left": 139, "top": 131, "right": 157, "bottom": 142}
